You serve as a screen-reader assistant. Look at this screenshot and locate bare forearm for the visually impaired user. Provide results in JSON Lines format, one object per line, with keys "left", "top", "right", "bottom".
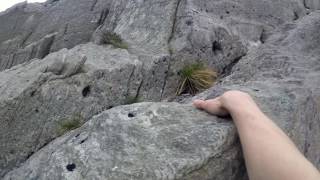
{"left": 193, "top": 91, "right": 320, "bottom": 180}
{"left": 230, "top": 102, "right": 320, "bottom": 180}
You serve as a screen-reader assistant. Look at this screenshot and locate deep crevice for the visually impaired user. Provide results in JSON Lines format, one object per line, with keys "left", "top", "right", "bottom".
{"left": 90, "top": 0, "right": 98, "bottom": 11}
{"left": 303, "top": 0, "right": 310, "bottom": 9}
{"left": 160, "top": 58, "right": 171, "bottom": 99}
{"left": 161, "top": 0, "right": 182, "bottom": 99}
{"left": 19, "top": 31, "right": 33, "bottom": 48}
{"left": 97, "top": 8, "right": 109, "bottom": 26}
{"left": 293, "top": 11, "right": 299, "bottom": 21}
{"left": 37, "top": 35, "right": 56, "bottom": 59}
{"left": 135, "top": 78, "right": 144, "bottom": 100}
{"left": 220, "top": 54, "right": 246, "bottom": 78}
{"left": 126, "top": 66, "right": 136, "bottom": 96}
{"left": 63, "top": 24, "right": 69, "bottom": 35}
{"left": 25, "top": 151, "right": 35, "bottom": 160}
{"left": 259, "top": 29, "right": 267, "bottom": 44}
{"left": 30, "top": 90, "right": 36, "bottom": 97}
{"left": 167, "top": 0, "right": 182, "bottom": 48}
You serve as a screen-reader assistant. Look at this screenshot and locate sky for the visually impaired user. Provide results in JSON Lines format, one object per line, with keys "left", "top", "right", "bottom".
{"left": 0, "top": 0, "right": 46, "bottom": 12}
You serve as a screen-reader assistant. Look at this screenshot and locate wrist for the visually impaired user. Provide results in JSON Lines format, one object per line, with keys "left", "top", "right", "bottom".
{"left": 220, "top": 91, "right": 262, "bottom": 119}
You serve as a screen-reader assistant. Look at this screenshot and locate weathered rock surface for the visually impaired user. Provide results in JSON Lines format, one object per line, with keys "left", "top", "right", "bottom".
{"left": 0, "top": 0, "right": 313, "bottom": 72}
{"left": 3, "top": 8, "right": 320, "bottom": 180}
{"left": 1, "top": 0, "right": 320, "bottom": 179}
{"left": 0, "top": 43, "right": 132, "bottom": 176}
{"left": 0, "top": 0, "right": 97, "bottom": 70}
{"left": 190, "top": 11, "right": 320, "bottom": 169}
{"left": 3, "top": 103, "right": 246, "bottom": 180}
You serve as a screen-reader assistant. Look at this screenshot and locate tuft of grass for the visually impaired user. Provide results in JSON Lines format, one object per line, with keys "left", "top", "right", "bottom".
{"left": 102, "top": 32, "right": 128, "bottom": 49}
{"left": 124, "top": 95, "right": 141, "bottom": 105}
{"left": 176, "top": 63, "right": 217, "bottom": 95}
{"left": 57, "top": 113, "right": 84, "bottom": 135}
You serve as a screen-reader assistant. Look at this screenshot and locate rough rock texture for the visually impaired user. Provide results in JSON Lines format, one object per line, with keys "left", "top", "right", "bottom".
{"left": 0, "top": 0, "right": 97, "bottom": 70}
{"left": 0, "top": 42, "right": 178, "bottom": 176}
{"left": 304, "top": 0, "right": 320, "bottom": 10}
{"left": 3, "top": 9, "right": 320, "bottom": 180}
{"left": 0, "top": 0, "right": 311, "bottom": 72}
{"left": 190, "top": 11, "right": 320, "bottom": 169}
{"left": 0, "top": 43, "right": 134, "bottom": 176}
{"left": 0, "top": 0, "right": 320, "bottom": 179}
{"left": 3, "top": 103, "right": 247, "bottom": 180}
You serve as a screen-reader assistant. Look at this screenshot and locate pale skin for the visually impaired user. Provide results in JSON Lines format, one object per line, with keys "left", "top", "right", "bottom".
{"left": 193, "top": 90, "right": 320, "bottom": 180}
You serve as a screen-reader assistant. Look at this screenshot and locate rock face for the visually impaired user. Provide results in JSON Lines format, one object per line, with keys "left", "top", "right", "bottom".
{"left": 0, "top": 0, "right": 309, "bottom": 72}
{"left": 0, "top": 42, "right": 171, "bottom": 176}
{"left": 3, "top": 103, "right": 245, "bottom": 180}
{"left": 0, "top": 0, "right": 320, "bottom": 179}
{"left": 190, "top": 11, "right": 320, "bottom": 168}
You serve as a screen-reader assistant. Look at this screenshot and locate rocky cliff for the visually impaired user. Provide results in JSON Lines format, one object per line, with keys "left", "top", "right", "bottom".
{"left": 0, "top": 0, "right": 319, "bottom": 179}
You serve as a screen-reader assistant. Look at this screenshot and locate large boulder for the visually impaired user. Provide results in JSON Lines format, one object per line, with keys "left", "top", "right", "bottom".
{"left": 0, "top": 43, "right": 136, "bottom": 176}
{"left": 3, "top": 10, "right": 320, "bottom": 180}
{"left": 3, "top": 103, "right": 245, "bottom": 180}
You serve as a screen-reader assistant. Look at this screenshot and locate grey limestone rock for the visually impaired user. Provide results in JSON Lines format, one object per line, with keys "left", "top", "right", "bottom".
{"left": 3, "top": 103, "right": 245, "bottom": 180}
{"left": 190, "top": 11, "right": 320, "bottom": 169}
{"left": 1, "top": 0, "right": 320, "bottom": 179}
{"left": 304, "top": 0, "right": 320, "bottom": 10}
{"left": 0, "top": 41, "right": 187, "bottom": 176}
{"left": 0, "top": 43, "right": 144, "bottom": 176}
{"left": 0, "top": 0, "right": 315, "bottom": 73}
{"left": 3, "top": 10, "right": 320, "bottom": 180}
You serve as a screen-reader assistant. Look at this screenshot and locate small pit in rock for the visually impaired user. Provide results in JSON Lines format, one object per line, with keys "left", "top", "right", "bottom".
{"left": 30, "top": 90, "right": 36, "bottom": 97}
{"left": 66, "top": 163, "right": 76, "bottom": 171}
{"left": 80, "top": 139, "right": 86, "bottom": 144}
{"left": 82, "top": 86, "right": 91, "bottom": 97}
{"left": 212, "top": 41, "right": 222, "bottom": 53}
{"left": 186, "top": 20, "right": 193, "bottom": 26}
{"left": 128, "top": 113, "right": 135, "bottom": 118}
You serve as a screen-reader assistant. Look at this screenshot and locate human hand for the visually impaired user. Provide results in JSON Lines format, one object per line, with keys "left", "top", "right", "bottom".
{"left": 193, "top": 90, "right": 257, "bottom": 117}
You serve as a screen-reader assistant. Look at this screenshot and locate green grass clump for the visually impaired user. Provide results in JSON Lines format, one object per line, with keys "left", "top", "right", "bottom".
{"left": 124, "top": 95, "right": 141, "bottom": 105}
{"left": 102, "top": 32, "right": 128, "bottom": 49}
{"left": 176, "top": 63, "right": 217, "bottom": 95}
{"left": 57, "top": 113, "right": 84, "bottom": 135}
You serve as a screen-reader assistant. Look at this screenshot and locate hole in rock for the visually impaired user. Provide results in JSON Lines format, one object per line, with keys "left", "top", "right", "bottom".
{"left": 212, "top": 41, "right": 222, "bottom": 53}
{"left": 293, "top": 12, "right": 299, "bottom": 20}
{"left": 80, "top": 139, "right": 86, "bottom": 144}
{"left": 128, "top": 113, "right": 135, "bottom": 118}
{"left": 30, "top": 90, "right": 36, "bottom": 97}
{"left": 66, "top": 163, "right": 76, "bottom": 171}
{"left": 82, "top": 86, "right": 91, "bottom": 97}
{"left": 186, "top": 20, "right": 193, "bottom": 25}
